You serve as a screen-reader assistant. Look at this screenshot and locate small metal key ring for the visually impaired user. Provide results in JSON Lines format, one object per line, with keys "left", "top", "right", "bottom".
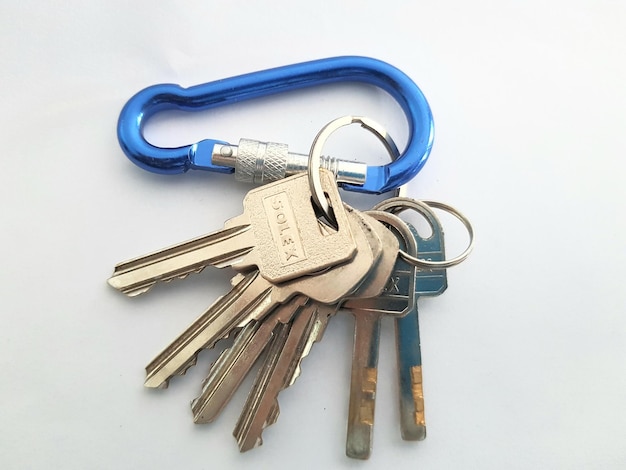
{"left": 373, "top": 197, "right": 474, "bottom": 269}
{"left": 308, "top": 115, "right": 399, "bottom": 224}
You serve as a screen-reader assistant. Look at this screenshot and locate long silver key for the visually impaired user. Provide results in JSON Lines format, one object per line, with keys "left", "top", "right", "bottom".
{"left": 342, "top": 210, "right": 419, "bottom": 459}
{"left": 190, "top": 210, "right": 393, "bottom": 421}
{"left": 396, "top": 218, "right": 447, "bottom": 441}
{"left": 232, "top": 212, "right": 401, "bottom": 452}
{"left": 144, "top": 206, "right": 381, "bottom": 389}
{"left": 108, "top": 170, "right": 356, "bottom": 295}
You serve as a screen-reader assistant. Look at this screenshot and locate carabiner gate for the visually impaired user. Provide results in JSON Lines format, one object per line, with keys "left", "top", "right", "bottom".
{"left": 117, "top": 56, "right": 434, "bottom": 194}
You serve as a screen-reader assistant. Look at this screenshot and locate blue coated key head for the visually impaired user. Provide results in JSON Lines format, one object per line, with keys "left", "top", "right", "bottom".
{"left": 117, "top": 56, "right": 434, "bottom": 194}
{"left": 410, "top": 223, "right": 447, "bottom": 296}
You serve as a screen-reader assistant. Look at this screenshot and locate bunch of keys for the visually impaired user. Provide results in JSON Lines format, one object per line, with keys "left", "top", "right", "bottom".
{"left": 109, "top": 58, "right": 474, "bottom": 459}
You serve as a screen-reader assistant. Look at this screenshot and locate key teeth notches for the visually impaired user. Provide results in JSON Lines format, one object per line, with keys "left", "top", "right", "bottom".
{"left": 288, "top": 311, "right": 332, "bottom": 386}
{"left": 197, "top": 326, "right": 242, "bottom": 390}
{"left": 236, "top": 402, "right": 280, "bottom": 453}
{"left": 108, "top": 265, "right": 207, "bottom": 297}
{"left": 152, "top": 329, "right": 244, "bottom": 390}
{"left": 200, "top": 349, "right": 229, "bottom": 390}
{"left": 145, "top": 353, "right": 199, "bottom": 389}
{"left": 155, "top": 380, "right": 170, "bottom": 390}
{"left": 265, "top": 401, "right": 280, "bottom": 428}
{"left": 124, "top": 284, "right": 154, "bottom": 297}
{"left": 178, "top": 354, "right": 199, "bottom": 377}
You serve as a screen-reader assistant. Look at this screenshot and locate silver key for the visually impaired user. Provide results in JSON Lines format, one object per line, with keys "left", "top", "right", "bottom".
{"left": 190, "top": 210, "right": 392, "bottom": 421}
{"left": 342, "top": 210, "right": 419, "bottom": 460}
{"left": 396, "top": 219, "right": 447, "bottom": 441}
{"left": 144, "top": 206, "right": 381, "bottom": 389}
{"left": 232, "top": 212, "right": 400, "bottom": 452}
{"left": 108, "top": 171, "right": 356, "bottom": 296}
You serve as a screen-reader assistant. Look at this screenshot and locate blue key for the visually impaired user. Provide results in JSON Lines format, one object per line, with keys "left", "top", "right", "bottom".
{"left": 396, "top": 217, "right": 447, "bottom": 441}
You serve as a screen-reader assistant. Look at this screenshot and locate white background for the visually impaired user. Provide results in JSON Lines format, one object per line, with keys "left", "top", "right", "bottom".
{"left": 2, "top": 1, "right": 625, "bottom": 469}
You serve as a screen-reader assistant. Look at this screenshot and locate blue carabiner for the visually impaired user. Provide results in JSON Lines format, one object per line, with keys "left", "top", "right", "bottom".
{"left": 117, "top": 56, "right": 433, "bottom": 194}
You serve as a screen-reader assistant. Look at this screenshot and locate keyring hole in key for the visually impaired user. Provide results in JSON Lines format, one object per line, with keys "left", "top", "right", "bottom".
{"left": 310, "top": 193, "right": 339, "bottom": 232}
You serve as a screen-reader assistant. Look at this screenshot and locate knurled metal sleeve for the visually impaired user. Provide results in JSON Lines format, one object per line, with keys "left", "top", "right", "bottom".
{"left": 235, "top": 139, "right": 288, "bottom": 183}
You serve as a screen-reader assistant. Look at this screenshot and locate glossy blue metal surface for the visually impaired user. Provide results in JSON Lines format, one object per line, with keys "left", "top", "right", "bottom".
{"left": 117, "top": 56, "right": 433, "bottom": 194}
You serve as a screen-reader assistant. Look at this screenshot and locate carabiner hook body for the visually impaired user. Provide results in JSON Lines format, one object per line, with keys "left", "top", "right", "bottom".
{"left": 117, "top": 56, "right": 433, "bottom": 194}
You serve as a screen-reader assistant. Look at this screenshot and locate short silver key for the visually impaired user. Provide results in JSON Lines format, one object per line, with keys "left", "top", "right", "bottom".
{"left": 108, "top": 170, "right": 356, "bottom": 295}
{"left": 144, "top": 206, "right": 381, "bottom": 389}
{"left": 342, "top": 210, "right": 419, "bottom": 459}
{"left": 190, "top": 210, "right": 391, "bottom": 421}
{"left": 396, "top": 218, "right": 447, "bottom": 441}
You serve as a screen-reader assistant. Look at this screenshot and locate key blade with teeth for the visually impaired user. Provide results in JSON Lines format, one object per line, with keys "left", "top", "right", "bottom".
{"left": 144, "top": 270, "right": 276, "bottom": 389}
{"left": 232, "top": 319, "right": 292, "bottom": 452}
{"left": 108, "top": 222, "right": 255, "bottom": 296}
{"left": 144, "top": 207, "right": 379, "bottom": 389}
{"left": 108, "top": 170, "right": 356, "bottom": 296}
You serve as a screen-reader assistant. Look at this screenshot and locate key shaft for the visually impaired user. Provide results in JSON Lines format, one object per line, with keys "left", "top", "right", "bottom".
{"left": 396, "top": 222, "right": 447, "bottom": 440}
{"left": 108, "top": 219, "right": 254, "bottom": 296}
{"left": 346, "top": 313, "right": 382, "bottom": 460}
